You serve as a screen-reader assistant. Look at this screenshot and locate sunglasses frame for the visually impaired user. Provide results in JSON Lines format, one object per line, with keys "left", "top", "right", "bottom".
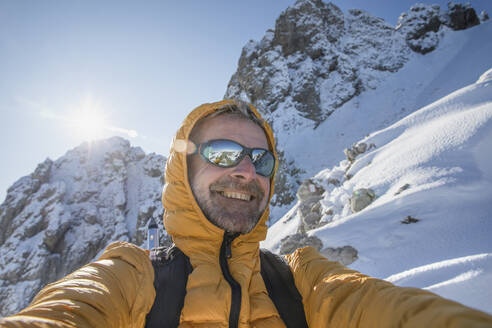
{"left": 191, "top": 139, "right": 276, "bottom": 177}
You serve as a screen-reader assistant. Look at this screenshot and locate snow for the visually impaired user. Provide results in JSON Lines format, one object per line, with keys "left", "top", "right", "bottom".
{"left": 265, "top": 71, "right": 492, "bottom": 314}
{"left": 264, "top": 18, "right": 492, "bottom": 314}
{"left": 477, "top": 67, "right": 492, "bottom": 84}
{"left": 386, "top": 253, "right": 492, "bottom": 313}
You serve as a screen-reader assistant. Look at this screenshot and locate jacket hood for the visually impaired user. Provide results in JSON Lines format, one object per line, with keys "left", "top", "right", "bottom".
{"left": 162, "top": 99, "right": 278, "bottom": 253}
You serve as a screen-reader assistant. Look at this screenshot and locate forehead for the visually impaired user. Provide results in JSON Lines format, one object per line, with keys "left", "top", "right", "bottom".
{"left": 192, "top": 114, "right": 269, "bottom": 149}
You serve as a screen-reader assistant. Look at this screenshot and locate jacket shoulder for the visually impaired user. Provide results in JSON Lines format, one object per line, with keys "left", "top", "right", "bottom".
{"left": 99, "top": 241, "right": 153, "bottom": 270}
{"left": 1, "top": 241, "right": 155, "bottom": 328}
{"left": 286, "top": 247, "right": 492, "bottom": 327}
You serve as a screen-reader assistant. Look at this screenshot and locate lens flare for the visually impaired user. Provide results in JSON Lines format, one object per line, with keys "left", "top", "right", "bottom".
{"left": 71, "top": 108, "right": 106, "bottom": 140}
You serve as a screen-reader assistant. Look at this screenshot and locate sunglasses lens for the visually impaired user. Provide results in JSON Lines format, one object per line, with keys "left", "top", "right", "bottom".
{"left": 201, "top": 139, "right": 275, "bottom": 177}
{"left": 251, "top": 149, "right": 275, "bottom": 177}
{"left": 201, "top": 140, "right": 243, "bottom": 167}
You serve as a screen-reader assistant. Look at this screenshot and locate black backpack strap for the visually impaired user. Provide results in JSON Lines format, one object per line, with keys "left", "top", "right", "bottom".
{"left": 145, "top": 245, "right": 193, "bottom": 328}
{"left": 260, "top": 249, "right": 309, "bottom": 328}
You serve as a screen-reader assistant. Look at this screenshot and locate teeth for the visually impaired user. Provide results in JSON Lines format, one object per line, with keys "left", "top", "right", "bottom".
{"left": 221, "top": 191, "right": 251, "bottom": 201}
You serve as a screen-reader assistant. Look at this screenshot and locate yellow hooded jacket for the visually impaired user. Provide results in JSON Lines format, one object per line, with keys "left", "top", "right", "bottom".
{"left": 2, "top": 100, "right": 492, "bottom": 328}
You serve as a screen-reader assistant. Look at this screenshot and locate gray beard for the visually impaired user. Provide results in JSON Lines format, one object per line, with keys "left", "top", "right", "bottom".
{"left": 191, "top": 178, "right": 266, "bottom": 234}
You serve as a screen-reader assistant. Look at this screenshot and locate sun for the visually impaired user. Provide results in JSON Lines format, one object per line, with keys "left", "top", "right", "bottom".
{"left": 45, "top": 96, "right": 137, "bottom": 141}
{"left": 67, "top": 98, "right": 108, "bottom": 141}
{"left": 72, "top": 109, "right": 106, "bottom": 140}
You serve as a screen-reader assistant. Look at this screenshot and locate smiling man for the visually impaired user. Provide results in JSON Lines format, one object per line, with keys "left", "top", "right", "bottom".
{"left": 2, "top": 100, "right": 492, "bottom": 328}
{"left": 187, "top": 109, "right": 271, "bottom": 234}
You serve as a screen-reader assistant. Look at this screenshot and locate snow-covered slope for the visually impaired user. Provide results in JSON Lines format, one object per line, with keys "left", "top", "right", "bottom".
{"left": 226, "top": 0, "right": 490, "bottom": 221}
{"left": 264, "top": 68, "right": 492, "bottom": 313}
{"left": 0, "top": 137, "right": 166, "bottom": 316}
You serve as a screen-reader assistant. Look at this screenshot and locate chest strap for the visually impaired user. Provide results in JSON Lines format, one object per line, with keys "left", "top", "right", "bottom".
{"left": 145, "top": 246, "right": 308, "bottom": 328}
{"left": 145, "top": 246, "right": 192, "bottom": 328}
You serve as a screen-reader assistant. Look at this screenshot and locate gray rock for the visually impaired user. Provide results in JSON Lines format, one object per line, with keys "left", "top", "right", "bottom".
{"left": 295, "top": 179, "right": 326, "bottom": 230}
{"left": 401, "top": 215, "right": 420, "bottom": 224}
{"left": 279, "top": 232, "right": 323, "bottom": 255}
{"left": 397, "top": 3, "right": 481, "bottom": 54}
{"left": 297, "top": 178, "right": 324, "bottom": 201}
{"left": 321, "top": 245, "right": 358, "bottom": 266}
{"left": 326, "top": 178, "right": 340, "bottom": 186}
{"left": 344, "top": 142, "right": 369, "bottom": 162}
{"left": 396, "top": 4, "right": 442, "bottom": 54}
{"left": 479, "top": 10, "right": 489, "bottom": 22}
{"left": 443, "top": 2, "right": 480, "bottom": 30}
{"left": 394, "top": 183, "right": 411, "bottom": 195}
{"left": 350, "top": 188, "right": 376, "bottom": 212}
{"left": 273, "top": 0, "right": 344, "bottom": 57}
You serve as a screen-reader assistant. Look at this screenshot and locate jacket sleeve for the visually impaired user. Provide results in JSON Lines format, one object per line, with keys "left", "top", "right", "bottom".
{"left": 286, "top": 246, "right": 492, "bottom": 328}
{"left": 0, "top": 242, "right": 156, "bottom": 328}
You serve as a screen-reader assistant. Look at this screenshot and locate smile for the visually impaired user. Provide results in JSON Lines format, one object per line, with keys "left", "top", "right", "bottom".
{"left": 218, "top": 190, "right": 252, "bottom": 201}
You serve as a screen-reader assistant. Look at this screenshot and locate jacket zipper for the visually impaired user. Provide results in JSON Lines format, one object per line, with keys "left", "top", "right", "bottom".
{"left": 220, "top": 232, "right": 241, "bottom": 328}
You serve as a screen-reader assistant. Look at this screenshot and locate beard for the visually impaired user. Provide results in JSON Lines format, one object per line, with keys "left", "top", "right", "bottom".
{"left": 191, "top": 176, "right": 267, "bottom": 234}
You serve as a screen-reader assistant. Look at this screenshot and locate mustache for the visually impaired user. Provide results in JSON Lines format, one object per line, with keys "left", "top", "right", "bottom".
{"left": 209, "top": 177, "right": 265, "bottom": 199}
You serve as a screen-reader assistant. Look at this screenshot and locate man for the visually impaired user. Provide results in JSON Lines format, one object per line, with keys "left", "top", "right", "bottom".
{"left": 1, "top": 99, "right": 492, "bottom": 327}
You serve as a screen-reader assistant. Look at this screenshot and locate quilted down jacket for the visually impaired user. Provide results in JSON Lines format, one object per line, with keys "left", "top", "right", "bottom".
{"left": 2, "top": 100, "right": 492, "bottom": 327}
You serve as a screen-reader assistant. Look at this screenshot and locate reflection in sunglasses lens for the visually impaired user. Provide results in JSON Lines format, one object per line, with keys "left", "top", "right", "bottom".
{"left": 201, "top": 140, "right": 275, "bottom": 177}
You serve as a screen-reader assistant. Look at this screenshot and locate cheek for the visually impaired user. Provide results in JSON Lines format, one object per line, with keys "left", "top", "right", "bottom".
{"left": 259, "top": 178, "right": 271, "bottom": 201}
{"left": 189, "top": 160, "right": 224, "bottom": 190}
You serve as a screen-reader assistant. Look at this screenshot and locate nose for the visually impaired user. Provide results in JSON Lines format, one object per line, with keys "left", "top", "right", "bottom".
{"left": 230, "top": 155, "right": 256, "bottom": 181}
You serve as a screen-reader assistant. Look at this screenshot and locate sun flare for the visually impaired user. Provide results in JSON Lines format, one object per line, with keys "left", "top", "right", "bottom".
{"left": 65, "top": 99, "right": 108, "bottom": 141}
{"left": 39, "top": 96, "right": 138, "bottom": 141}
{"left": 71, "top": 109, "right": 106, "bottom": 140}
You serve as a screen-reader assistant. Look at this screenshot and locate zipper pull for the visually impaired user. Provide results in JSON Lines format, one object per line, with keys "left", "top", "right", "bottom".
{"left": 226, "top": 242, "right": 232, "bottom": 259}
{"left": 224, "top": 232, "right": 239, "bottom": 259}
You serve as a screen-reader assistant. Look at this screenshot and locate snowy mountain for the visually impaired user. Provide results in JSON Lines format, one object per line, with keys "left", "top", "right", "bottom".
{"left": 225, "top": 0, "right": 487, "bottom": 219}
{"left": 0, "top": 137, "right": 167, "bottom": 316}
{"left": 263, "top": 68, "right": 492, "bottom": 314}
{"left": 1, "top": 0, "right": 491, "bottom": 318}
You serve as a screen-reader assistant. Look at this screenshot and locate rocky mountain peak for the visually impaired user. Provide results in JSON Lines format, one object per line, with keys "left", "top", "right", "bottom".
{"left": 226, "top": 0, "right": 410, "bottom": 129}
{"left": 225, "top": 1, "right": 483, "bottom": 210}
{"left": 272, "top": 0, "right": 344, "bottom": 58}
{"left": 0, "top": 137, "right": 166, "bottom": 316}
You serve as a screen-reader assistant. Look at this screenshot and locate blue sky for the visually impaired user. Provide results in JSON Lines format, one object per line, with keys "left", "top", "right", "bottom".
{"left": 1, "top": 0, "right": 490, "bottom": 201}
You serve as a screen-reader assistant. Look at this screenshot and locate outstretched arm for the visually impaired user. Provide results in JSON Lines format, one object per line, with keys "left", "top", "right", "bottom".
{"left": 287, "top": 247, "right": 492, "bottom": 328}
{"left": 0, "top": 242, "right": 155, "bottom": 328}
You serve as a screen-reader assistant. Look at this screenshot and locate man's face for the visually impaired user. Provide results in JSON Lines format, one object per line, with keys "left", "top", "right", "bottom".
{"left": 188, "top": 114, "right": 271, "bottom": 234}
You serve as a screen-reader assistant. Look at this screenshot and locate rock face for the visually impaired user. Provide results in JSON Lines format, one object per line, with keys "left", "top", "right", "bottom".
{"left": 0, "top": 137, "right": 167, "bottom": 316}
{"left": 444, "top": 2, "right": 480, "bottom": 30}
{"left": 225, "top": 0, "right": 481, "bottom": 212}
{"left": 226, "top": 0, "right": 409, "bottom": 128}
{"left": 396, "top": 2, "right": 480, "bottom": 54}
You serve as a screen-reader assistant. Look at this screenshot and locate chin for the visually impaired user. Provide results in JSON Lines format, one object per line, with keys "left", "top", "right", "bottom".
{"left": 213, "top": 213, "right": 260, "bottom": 234}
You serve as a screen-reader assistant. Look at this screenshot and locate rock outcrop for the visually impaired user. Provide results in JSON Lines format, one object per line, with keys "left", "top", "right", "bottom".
{"left": 0, "top": 137, "right": 166, "bottom": 316}
{"left": 396, "top": 2, "right": 480, "bottom": 54}
{"left": 350, "top": 188, "right": 376, "bottom": 212}
{"left": 226, "top": 0, "right": 409, "bottom": 128}
{"left": 279, "top": 232, "right": 323, "bottom": 255}
{"left": 321, "top": 245, "right": 358, "bottom": 266}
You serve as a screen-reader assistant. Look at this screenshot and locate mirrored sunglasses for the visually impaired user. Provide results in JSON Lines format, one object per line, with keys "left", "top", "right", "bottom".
{"left": 191, "top": 139, "right": 275, "bottom": 177}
